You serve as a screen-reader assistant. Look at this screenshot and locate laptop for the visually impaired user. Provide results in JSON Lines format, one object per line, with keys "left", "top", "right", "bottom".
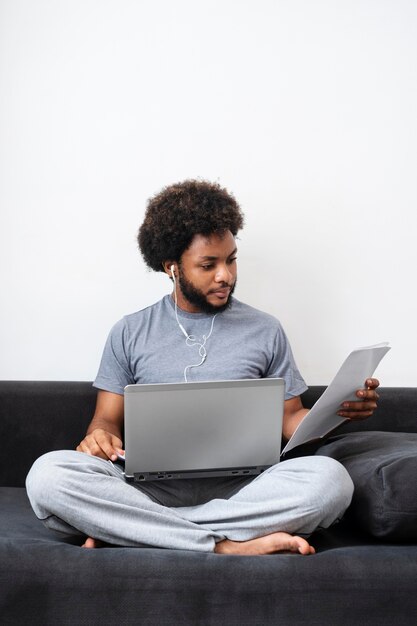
{"left": 123, "top": 378, "right": 285, "bottom": 482}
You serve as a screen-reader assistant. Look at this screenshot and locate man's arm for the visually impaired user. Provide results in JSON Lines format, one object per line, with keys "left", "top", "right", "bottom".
{"left": 282, "top": 378, "right": 381, "bottom": 441}
{"left": 76, "top": 390, "right": 124, "bottom": 461}
{"left": 282, "top": 396, "right": 309, "bottom": 441}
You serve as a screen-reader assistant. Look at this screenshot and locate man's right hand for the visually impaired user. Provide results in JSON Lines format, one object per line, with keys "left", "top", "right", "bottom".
{"left": 76, "top": 428, "right": 124, "bottom": 462}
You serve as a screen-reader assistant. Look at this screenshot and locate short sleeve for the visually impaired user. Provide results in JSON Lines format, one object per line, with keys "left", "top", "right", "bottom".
{"left": 93, "top": 319, "right": 135, "bottom": 395}
{"left": 265, "top": 325, "right": 308, "bottom": 399}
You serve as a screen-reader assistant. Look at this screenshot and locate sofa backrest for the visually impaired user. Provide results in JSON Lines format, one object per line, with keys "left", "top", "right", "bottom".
{"left": 0, "top": 381, "right": 416, "bottom": 488}
{"left": 0, "top": 381, "right": 96, "bottom": 487}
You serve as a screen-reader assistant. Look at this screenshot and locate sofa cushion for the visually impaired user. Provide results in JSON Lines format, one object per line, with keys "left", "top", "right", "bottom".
{"left": 3, "top": 488, "right": 417, "bottom": 626}
{"left": 316, "top": 431, "right": 417, "bottom": 541}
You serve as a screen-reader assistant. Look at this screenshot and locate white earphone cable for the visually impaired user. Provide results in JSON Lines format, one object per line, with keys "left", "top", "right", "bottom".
{"left": 171, "top": 265, "right": 217, "bottom": 382}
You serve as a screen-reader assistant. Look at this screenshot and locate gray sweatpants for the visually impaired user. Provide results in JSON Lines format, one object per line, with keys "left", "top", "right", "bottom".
{"left": 26, "top": 450, "right": 353, "bottom": 552}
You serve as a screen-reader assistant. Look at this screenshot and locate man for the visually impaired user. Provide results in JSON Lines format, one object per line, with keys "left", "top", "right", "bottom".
{"left": 26, "top": 180, "right": 379, "bottom": 556}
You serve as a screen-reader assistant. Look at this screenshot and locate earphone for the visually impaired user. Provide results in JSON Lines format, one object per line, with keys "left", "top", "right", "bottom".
{"left": 171, "top": 265, "right": 188, "bottom": 338}
{"left": 170, "top": 264, "right": 217, "bottom": 382}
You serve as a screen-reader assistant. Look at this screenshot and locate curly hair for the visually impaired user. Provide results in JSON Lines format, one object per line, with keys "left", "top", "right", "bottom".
{"left": 138, "top": 179, "right": 245, "bottom": 272}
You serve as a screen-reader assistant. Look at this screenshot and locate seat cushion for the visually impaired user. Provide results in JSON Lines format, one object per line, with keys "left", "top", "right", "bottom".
{"left": 316, "top": 431, "right": 417, "bottom": 541}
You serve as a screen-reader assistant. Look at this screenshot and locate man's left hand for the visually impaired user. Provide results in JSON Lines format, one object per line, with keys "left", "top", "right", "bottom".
{"left": 337, "top": 378, "right": 380, "bottom": 420}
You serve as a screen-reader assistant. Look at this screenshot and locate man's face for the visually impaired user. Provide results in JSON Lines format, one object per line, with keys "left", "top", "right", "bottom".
{"left": 175, "top": 230, "right": 238, "bottom": 314}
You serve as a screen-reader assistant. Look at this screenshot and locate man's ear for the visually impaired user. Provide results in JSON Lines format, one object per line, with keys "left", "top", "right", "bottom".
{"left": 162, "top": 261, "right": 176, "bottom": 278}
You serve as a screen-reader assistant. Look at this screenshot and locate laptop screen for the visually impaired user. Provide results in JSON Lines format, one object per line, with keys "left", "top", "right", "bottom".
{"left": 123, "top": 378, "right": 284, "bottom": 481}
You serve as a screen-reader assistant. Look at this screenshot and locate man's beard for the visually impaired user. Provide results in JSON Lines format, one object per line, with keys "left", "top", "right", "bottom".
{"left": 178, "top": 268, "right": 236, "bottom": 314}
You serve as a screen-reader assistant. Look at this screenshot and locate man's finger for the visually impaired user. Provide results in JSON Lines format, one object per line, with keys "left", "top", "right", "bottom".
{"left": 76, "top": 431, "right": 115, "bottom": 459}
{"left": 337, "top": 410, "right": 374, "bottom": 420}
{"left": 340, "top": 400, "right": 378, "bottom": 411}
{"left": 357, "top": 389, "right": 379, "bottom": 400}
{"left": 95, "top": 431, "right": 124, "bottom": 460}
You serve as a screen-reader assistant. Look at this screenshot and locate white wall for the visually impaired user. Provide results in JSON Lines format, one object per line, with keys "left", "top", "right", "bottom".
{"left": 1, "top": 0, "right": 416, "bottom": 386}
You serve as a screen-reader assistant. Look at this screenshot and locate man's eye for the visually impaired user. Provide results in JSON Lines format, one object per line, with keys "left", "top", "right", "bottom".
{"left": 202, "top": 264, "right": 214, "bottom": 270}
{"left": 228, "top": 257, "right": 237, "bottom": 264}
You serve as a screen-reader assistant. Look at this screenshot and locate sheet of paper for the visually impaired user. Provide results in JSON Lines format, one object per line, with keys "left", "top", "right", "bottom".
{"left": 281, "top": 342, "right": 391, "bottom": 455}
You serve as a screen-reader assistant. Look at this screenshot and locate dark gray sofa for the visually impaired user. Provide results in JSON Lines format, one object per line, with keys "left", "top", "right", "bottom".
{"left": 1, "top": 381, "right": 417, "bottom": 625}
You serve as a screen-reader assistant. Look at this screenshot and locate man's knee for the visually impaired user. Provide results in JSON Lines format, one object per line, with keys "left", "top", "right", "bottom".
{"left": 312, "top": 455, "right": 354, "bottom": 520}
{"left": 26, "top": 450, "right": 78, "bottom": 513}
{"left": 277, "top": 455, "right": 354, "bottom": 523}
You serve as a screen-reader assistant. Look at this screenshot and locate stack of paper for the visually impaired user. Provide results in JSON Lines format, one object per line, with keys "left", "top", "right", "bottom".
{"left": 282, "top": 342, "right": 391, "bottom": 455}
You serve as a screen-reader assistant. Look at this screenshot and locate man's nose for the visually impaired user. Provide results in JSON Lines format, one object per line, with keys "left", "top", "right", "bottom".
{"left": 215, "top": 264, "right": 233, "bottom": 283}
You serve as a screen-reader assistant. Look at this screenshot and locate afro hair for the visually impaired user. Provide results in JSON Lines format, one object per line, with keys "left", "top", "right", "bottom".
{"left": 138, "top": 179, "right": 244, "bottom": 272}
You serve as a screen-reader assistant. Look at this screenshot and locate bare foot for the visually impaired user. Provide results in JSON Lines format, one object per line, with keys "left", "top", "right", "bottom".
{"left": 81, "top": 537, "right": 104, "bottom": 549}
{"left": 214, "top": 531, "right": 315, "bottom": 556}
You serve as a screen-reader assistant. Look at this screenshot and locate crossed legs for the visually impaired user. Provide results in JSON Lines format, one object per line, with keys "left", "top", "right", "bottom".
{"left": 26, "top": 450, "right": 353, "bottom": 554}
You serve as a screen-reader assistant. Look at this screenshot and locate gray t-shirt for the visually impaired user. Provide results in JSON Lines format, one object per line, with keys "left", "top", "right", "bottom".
{"left": 93, "top": 295, "right": 307, "bottom": 400}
